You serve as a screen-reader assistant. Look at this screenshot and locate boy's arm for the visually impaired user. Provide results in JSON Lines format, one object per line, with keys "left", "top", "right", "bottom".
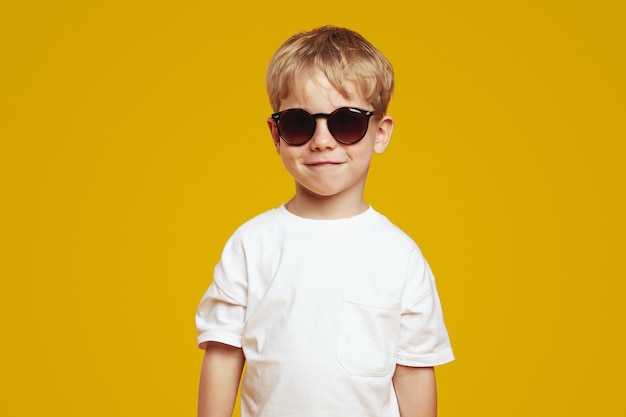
{"left": 392, "top": 365, "right": 437, "bottom": 417}
{"left": 198, "top": 341, "right": 245, "bottom": 417}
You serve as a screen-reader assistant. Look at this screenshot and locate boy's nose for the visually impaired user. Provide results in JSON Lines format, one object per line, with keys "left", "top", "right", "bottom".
{"left": 309, "top": 118, "right": 337, "bottom": 150}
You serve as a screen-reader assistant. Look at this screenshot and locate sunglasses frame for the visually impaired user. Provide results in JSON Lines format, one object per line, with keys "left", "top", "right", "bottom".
{"left": 271, "top": 107, "right": 384, "bottom": 146}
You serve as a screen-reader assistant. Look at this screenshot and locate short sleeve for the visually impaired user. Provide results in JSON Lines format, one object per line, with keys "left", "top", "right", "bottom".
{"left": 195, "top": 233, "right": 248, "bottom": 349}
{"left": 396, "top": 249, "right": 454, "bottom": 367}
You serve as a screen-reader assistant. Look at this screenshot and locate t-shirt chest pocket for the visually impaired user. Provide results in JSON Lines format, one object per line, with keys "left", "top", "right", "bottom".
{"left": 336, "top": 296, "right": 401, "bottom": 377}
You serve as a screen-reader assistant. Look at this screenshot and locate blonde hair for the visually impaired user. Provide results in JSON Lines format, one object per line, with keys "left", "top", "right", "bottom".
{"left": 266, "top": 26, "right": 394, "bottom": 113}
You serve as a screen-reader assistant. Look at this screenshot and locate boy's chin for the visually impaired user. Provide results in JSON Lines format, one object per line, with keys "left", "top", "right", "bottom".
{"left": 297, "top": 183, "right": 341, "bottom": 198}
{"left": 296, "top": 183, "right": 362, "bottom": 201}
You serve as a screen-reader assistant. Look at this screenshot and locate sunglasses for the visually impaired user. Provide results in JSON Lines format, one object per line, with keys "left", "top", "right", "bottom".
{"left": 271, "top": 107, "right": 384, "bottom": 146}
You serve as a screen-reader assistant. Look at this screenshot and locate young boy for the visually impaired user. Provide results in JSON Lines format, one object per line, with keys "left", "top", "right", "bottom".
{"left": 196, "top": 26, "right": 454, "bottom": 417}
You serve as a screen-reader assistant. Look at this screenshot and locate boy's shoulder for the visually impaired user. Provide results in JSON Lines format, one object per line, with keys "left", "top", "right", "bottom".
{"left": 231, "top": 205, "right": 420, "bottom": 251}
{"left": 372, "top": 210, "right": 422, "bottom": 250}
{"left": 227, "top": 206, "right": 283, "bottom": 239}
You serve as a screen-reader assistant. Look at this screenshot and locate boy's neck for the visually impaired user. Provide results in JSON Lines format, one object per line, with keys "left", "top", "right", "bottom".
{"left": 285, "top": 188, "right": 369, "bottom": 220}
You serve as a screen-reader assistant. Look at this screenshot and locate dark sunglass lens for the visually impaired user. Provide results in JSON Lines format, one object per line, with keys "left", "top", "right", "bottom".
{"left": 279, "top": 110, "right": 315, "bottom": 145}
{"left": 328, "top": 108, "right": 369, "bottom": 144}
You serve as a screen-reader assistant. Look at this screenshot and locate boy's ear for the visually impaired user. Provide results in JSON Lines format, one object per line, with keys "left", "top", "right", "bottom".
{"left": 267, "top": 118, "right": 281, "bottom": 154}
{"left": 373, "top": 115, "right": 394, "bottom": 154}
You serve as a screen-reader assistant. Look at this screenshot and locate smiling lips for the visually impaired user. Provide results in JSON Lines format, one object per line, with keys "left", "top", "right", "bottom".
{"left": 305, "top": 161, "right": 344, "bottom": 166}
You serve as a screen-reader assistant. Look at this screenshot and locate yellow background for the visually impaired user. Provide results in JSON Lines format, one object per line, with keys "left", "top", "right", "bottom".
{"left": 2, "top": 1, "right": 624, "bottom": 416}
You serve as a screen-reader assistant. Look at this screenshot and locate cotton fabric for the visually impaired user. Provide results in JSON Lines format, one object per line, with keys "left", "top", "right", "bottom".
{"left": 196, "top": 205, "right": 454, "bottom": 417}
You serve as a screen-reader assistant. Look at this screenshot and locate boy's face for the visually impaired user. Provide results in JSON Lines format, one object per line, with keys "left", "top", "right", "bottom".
{"left": 268, "top": 71, "right": 393, "bottom": 206}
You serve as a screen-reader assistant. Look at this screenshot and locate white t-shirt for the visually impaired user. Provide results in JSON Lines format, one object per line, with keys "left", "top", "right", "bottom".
{"left": 196, "top": 205, "right": 454, "bottom": 417}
